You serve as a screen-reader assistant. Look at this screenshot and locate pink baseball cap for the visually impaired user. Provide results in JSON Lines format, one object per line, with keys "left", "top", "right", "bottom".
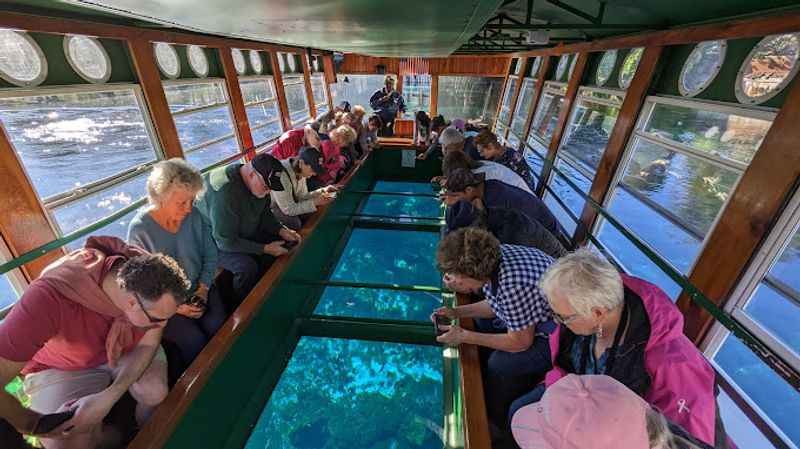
{"left": 511, "top": 374, "right": 651, "bottom": 449}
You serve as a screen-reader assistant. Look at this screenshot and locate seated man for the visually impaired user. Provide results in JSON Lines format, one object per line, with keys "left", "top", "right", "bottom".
{"left": 441, "top": 150, "right": 533, "bottom": 194}
{"left": 439, "top": 126, "right": 482, "bottom": 160}
{"left": 0, "top": 236, "right": 190, "bottom": 449}
{"left": 195, "top": 153, "right": 301, "bottom": 302}
{"left": 445, "top": 199, "right": 567, "bottom": 259}
{"left": 431, "top": 227, "right": 556, "bottom": 444}
{"left": 474, "top": 130, "right": 536, "bottom": 191}
{"left": 442, "top": 168, "right": 559, "bottom": 235}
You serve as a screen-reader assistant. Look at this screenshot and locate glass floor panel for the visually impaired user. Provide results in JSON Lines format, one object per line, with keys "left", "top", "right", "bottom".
{"left": 314, "top": 287, "right": 442, "bottom": 321}
{"left": 361, "top": 181, "right": 442, "bottom": 219}
{"left": 331, "top": 228, "right": 441, "bottom": 286}
{"left": 245, "top": 337, "right": 443, "bottom": 449}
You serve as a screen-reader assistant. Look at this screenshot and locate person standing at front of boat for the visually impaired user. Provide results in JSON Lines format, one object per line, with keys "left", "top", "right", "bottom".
{"left": 369, "top": 75, "right": 405, "bottom": 137}
{"left": 0, "top": 237, "right": 189, "bottom": 449}
{"left": 195, "top": 153, "right": 301, "bottom": 305}
{"left": 431, "top": 227, "right": 556, "bottom": 448}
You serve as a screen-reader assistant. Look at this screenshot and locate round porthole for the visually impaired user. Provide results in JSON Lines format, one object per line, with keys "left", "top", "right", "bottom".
{"left": 154, "top": 42, "right": 180, "bottom": 79}
{"left": 568, "top": 55, "right": 578, "bottom": 80}
{"left": 287, "top": 53, "right": 297, "bottom": 72}
{"left": 619, "top": 47, "right": 644, "bottom": 89}
{"left": 679, "top": 40, "right": 726, "bottom": 97}
{"left": 555, "top": 54, "right": 570, "bottom": 81}
{"left": 187, "top": 45, "right": 209, "bottom": 77}
{"left": 530, "top": 56, "right": 542, "bottom": 78}
{"left": 277, "top": 52, "right": 286, "bottom": 72}
{"left": 312, "top": 56, "right": 320, "bottom": 72}
{"left": 249, "top": 50, "right": 263, "bottom": 74}
{"left": 596, "top": 50, "right": 617, "bottom": 86}
{"left": 0, "top": 29, "right": 47, "bottom": 87}
{"left": 64, "top": 35, "right": 110, "bottom": 83}
{"left": 231, "top": 48, "right": 246, "bottom": 75}
{"left": 736, "top": 33, "right": 800, "bottom": 105}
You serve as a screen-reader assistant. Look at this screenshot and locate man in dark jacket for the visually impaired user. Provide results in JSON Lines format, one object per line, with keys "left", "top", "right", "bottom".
{"left": 369, "top": 75, "right": 405, "bottom": 137}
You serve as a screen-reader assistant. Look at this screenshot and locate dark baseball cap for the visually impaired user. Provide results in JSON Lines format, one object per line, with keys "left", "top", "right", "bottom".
{"left": 446, "top": 168, "right": 485, "bottom": 193}
{"left": 299, "top": 146, "right": 325, "bottom": 175}
{"left": 251, "top": 153, "right": 285, "bottom": 192}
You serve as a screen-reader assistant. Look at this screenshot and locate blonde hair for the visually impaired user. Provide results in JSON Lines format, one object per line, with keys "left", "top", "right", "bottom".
{"left": 331, "top": 124, "right": 357, "bottom": 145}
{"left": 146, "top": 158, "right": 204, "bottom": 207}
{"left": 352, "top": 105, "right": 366, "bottom": 119}
{"left": 539, "top": 247, "right": 623, "bottom": 317}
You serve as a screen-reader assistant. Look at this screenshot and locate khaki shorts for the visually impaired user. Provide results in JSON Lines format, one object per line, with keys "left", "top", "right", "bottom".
{"left": 23, "top": 347, "right": 167, "bottom": 414}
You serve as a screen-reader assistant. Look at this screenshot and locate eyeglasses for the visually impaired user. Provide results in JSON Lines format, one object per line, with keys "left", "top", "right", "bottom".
{"left": 133, "top": 292, "right": 169, "bottom": 324}
{"left": 552, "top": 311, "right": 579, "bottom": 325}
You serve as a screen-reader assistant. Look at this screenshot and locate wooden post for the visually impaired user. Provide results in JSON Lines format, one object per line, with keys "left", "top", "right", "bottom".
{"left": 535, "top": 52, "right": 589, "bottom": 197}
{"left": 269, "top": 50, "right": 291, "bottom": 131}
{"left": 0, "top": 125, "right": 63, "bottom": 280}
{"left": 503, "top": 57, "right": 529, "bottom": 140}
{"left": 128, "top": 38, "right": 184, "bottom": 160}
{"left": 573, "top": 46, "right": 663, "bottom": 244}
{"left": 518, "top": 56, "right": 552, "bottom": 145}
{"left": 677, "top": 78, "right": 800, "bottom": 343}
{"left": 430, "top": 74, "right": 439, "bottom": 117}
{"left": 219, "top": 46, "right": 254, "bottom": 157}
{"left": 301, "top": 52, "right": 317, "bottom": 118}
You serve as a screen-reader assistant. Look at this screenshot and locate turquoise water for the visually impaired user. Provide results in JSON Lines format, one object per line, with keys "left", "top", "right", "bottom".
{"left": 314, "top": 287, "right": 441, "bottom": 322}
{"left": 244, "top": 337, "right": 444, "bottom": 449}
{"left": 361, "top": 181, "right": 442, "bottom": 219}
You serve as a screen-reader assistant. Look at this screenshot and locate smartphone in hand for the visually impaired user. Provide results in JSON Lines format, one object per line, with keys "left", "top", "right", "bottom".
{"left": 283, "top": 240, "right": 299, "bottom": 250}
{"left": 32, "top": 410, "right": 76, "bottom": 435}
{"left": 435, "top": 314, "right": 451, "bottom": 337}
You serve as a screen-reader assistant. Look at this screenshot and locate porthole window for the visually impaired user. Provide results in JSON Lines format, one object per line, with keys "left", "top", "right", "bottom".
{"left": 596, "top": 50, "right": 617, "bottom": 86}
{"left": 154, "top": 42, "right": 180, "bottom": 79}
{"left": 312, "top": 56, "right": 320, "bottom": 72}
{"left": 187, "top": 45, "right": 209, "bottom": 77}
{"left": 736, "top": 33, "right": 800, "bottom": 104}
{"left": 249, "top": 50, "right": 263, "bottom": 74}
{"left": 277, "top": 52, "right": 286, "bottom": 72}
{"left": 619, "top": 47, "right": 644, "bottom": 89}
{"left": 568, "top": 55, "right": 578, "bottom": 80}
{"left": 287, "top": 53, "right": 297, "bottom": 72}
{"left": 0, "top": 29, "right": 47, "bottom": 87}
{"left": 555, "top": 54, "right": 570, "bottom": 81}
{"left": 530, "top": 56, "right": 542, "bottom": 77}
{"left": 64, "top": 35, "right": 110, "bottom": 83}
{"left": 231, "top": 48, "right": 246, "bottom": 75}
{"left": 679, "top": 40, "right": 726, "bottom": 97}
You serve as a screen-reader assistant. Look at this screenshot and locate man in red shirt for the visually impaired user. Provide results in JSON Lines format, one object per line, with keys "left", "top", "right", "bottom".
{"left": 0, "top": 236, "right": 190, "bottom": 449}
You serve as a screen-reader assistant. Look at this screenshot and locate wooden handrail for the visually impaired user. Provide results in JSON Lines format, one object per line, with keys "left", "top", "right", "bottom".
{"left": 456, "top": 293, "right": 492, "bottom": 449}
{"left": 127, "top": 151, "right": 372, "bottom": 449}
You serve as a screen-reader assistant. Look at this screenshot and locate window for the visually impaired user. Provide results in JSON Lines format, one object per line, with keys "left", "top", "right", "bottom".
{"left": 239, "top": 77, "right": 282, "bottom": 147}
{"left": 402, "top": 74, "right": 431, "bottom": 115}
{"left": 530, "top": 56, "right": 542, "bottom": 78}
{"left": 64, "top": 35, "right": 111, "bottom": 84}
{"left": 736, "top": 33, "right": 800, "bottom": 105}
{"left": 164, "top": 80, "right": 241, "bottom": 168}
{"left": 0, "top": 29, "right": 47, "bottom": 87}
{"left": 437, "top": 76, "right": 502, "bottom": 124}
{"left": 330, "top": 74, "right": 385, "bottom": 110}
{"left": 286, "top": 53, "right": 297, "bottom": 72}
{"left": 524, "top": 81, "right": 567, "bottom": 176}
{"left": 497, "top": 76, "right": 518, "bottom": 126}
{"left": 249, "top": 50, "right": 263, "bottom": 75}
{"left": 555, "top": 54, "right": 570, "bottom": 81}
{"left": 509, "top": 78, "right": 536, "bottom": 140}
{"left": 679, "top": 40, "right": 726, "bottom": 97}
{"left": 187, "top": 45, "right": 209, "bottom": 78}
{"left": 596, "top": 50, "right": 617, "bottom": 86}
{"left": 593, "top": 97, "right": 773, "bottom": 299}
{"left": 0, "top": 85, "right": 161, "bottom": 248}
{"left": 282, "top": 75, "right": 311, "bottom": 126}
{"left": 619, "top": 48, "right": 644, "bottom": 89}
{"left": 0, "top": 241, "right": 25, "bottom": 311}
{"left": 154, "top": 42, "right": 179, "bottom": 79}
{"left": 310, "top": 74, "right": 328, "bottom": 115}
{"left": 231, "top": 48, "right": 246, "bottom": 75}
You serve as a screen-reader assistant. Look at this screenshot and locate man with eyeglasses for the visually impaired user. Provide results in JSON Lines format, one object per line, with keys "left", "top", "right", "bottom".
{"left": 195, "top": 152, "right": 301, "bottom": 304}
{"left": 430, "top": 227, "right": 556, "bottom": 448}
{"left": 0, "top": 236, "right": 190, "bottom": 449}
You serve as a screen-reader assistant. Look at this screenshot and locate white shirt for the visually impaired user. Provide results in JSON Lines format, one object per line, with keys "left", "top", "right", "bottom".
{"left": 473, "top": 161, "right": 534, "bottom": 194}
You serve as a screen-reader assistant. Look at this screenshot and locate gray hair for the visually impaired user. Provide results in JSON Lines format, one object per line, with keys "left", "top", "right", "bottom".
{"left": 146, "top": 158, "right": 204, "bottom": 207}
{"left": 439, "top": 126, "right": 465, "bottom": 146}
{"left": 539, "top": 247, "right": 623, "bottom": 317}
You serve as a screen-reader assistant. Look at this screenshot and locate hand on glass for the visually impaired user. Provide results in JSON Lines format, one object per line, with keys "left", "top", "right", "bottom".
{"left": 279, "top": 227, "right": 302, "bottom": 242}
{"left": 264, "top": 241, "right": 289, "bottom": 256}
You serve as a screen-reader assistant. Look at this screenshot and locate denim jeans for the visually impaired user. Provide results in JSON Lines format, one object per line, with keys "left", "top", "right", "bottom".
{"left": 162, "top": 285, "right": 227, "bottom": 375}
{"left": 217, "top": 250, "right": 274, "bottom": 303}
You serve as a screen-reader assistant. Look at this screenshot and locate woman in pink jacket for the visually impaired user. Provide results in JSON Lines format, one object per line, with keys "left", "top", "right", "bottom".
{"left": 269, "top": 126, "right": 321, "bottom": 160}
{"left": 317, "top": 124, "right": 357, "bottom": 185}
{"left": 509, "top": 248, "right": 723, "bottom": 448}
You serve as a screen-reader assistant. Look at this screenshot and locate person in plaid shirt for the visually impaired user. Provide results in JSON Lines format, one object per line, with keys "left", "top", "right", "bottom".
{"left": 431, "top": 227, "right": 556, "bottom": 445}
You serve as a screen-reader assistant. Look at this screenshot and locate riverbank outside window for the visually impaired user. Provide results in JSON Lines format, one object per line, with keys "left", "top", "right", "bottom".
{"left": 507, "top": 76, "right": 536, "bottom": 148}
{"left": 402, "top": 74, "right": 431, "bottom": 116}
{"left": 436, "top": 76, "right": 502, "bottom": 124}
{"left": 523, "top": 81, "right": 567, "bottom": 178}
{"left": 330, "top": 74, "right": 386, "bottom": 111}
{"left": 496, "top": 75, "right": 518, "bottom": 131}
{"left": 310, "top": 73, "right": 329, "bottom": 115}
{"left": 239, "top": 76, "right": 282, "bottom": 147}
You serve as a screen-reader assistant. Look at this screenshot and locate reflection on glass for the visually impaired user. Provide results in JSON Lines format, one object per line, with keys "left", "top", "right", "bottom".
{"left": 311, "top": 75, "right": 327, "bottom": 106}
{"left": 544, "top": 192, "right": 577, "bottom": 236}
{"left": 596, "top": 50, "right": 617, "bottom": 86}
{"left": 680, "top": 40, "right": 725, "bottom": 96}
{"left": 0, "top": 30, "right": 43, "bottom": 83}
{"left": 314, "top": 287, "right": 441, "bottom": 321}
{"left": 559, "top": 96, "right": 619, "bottom": 173}
{"left": 245, "top": 337, "right": 443, "bottom": 449}
{"left": 619, "top": 48, "right": 644, "bottom": 89}
{"left": 527, "top": 91, "right": 565, "bottom": 148}
{"left": 548, "top": 157, "right": 592, "bottom": 218}
{"left": 66, "top": 36, "right": 108, "bottom": 81}
{"left": 239, "top": 79, "right": 275, "bottom": 104}
{"left": 331, "top": 229, "right": 440, "bottom": 286}
{"left": 497, "top": 77, "right": 518, "bottom": 125}
{"left": 164, "top": 82, "right": 227, "bottom": 113}
{"left": 330, "top": 74, "right": 385, "bottom": 110}
{"left": 643, "top": 102, "right": 772, "bottom": 166}
{"left": 714, "top": 336, "right": 800, "bottom": 446}
{"left": 739, "top": 33, "right": 800, "bottom": 103}
{"left": 284, "top": 79, "right": 310, "bottom": 122}
{"left": 185, "top": 137, "right": 240, "bottom": 169}
{"left": 173, "top": 105, "right": 235, "bottom": 149}
{"left": 510, "top": 78, "right": 535, "bottom": 137}
{"left": 0, "top": 273, "right": 19, "bottom": 310}
{"left": 251, "top": 121, "right": 283, "bottom": 147}
{"left": 0, "top": 89, "right": 159, "bottom": 199}
{"left": 524, "top": 147, "right": 545, "bottom": 179}
{"left": 402, "top": 75, "right": 431, "bottom": 115}
{"left": 437, "top": 76, "right": 502, "bottom": 123}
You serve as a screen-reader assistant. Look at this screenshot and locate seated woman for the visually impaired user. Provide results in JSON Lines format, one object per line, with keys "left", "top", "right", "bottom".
{"left": 511, "top": 374, "right": 716, "bottom": 449}
{"left": 511, "top": 248, "right": 720, "bottom": 447}
{"left": 474, "top": 130, "right": 536, "bottom": 191}
{"left": 445, "top": 199, "right": 566, "bottom": 258}
{"left": 270, "top": 146, "right": 337, "bottom": 230}
{"left": 269, "top": 126, "right": 321, "bottom": 160}
{"left": 359, "top": 115, "right": 381, "bottom": 155}
{"left": 128, "top": 159, "right": 227, "bottom": 374}
{"left": 315, "top": 124, "right": 357, "bottom": 188}
{"left": 416, "top": 114, "right": 448, "bottom": 160}
{"left": 442, "top": 149, "right": 533, "bottom": 194}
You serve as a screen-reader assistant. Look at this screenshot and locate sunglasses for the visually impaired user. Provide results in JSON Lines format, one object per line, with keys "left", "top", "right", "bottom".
{"left": 133, "top": 292, "right": 169, "bottom": 324}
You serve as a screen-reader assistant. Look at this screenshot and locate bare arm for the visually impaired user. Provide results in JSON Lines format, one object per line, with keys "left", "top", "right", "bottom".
{"left": 454, "top": 300, "right": 495, "bottom": 319}
{"left": 440, "top": 325, "right": 535, "bottom": 353}
{"left": 0, "top": 357, "right": 38, "bottom": 434}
